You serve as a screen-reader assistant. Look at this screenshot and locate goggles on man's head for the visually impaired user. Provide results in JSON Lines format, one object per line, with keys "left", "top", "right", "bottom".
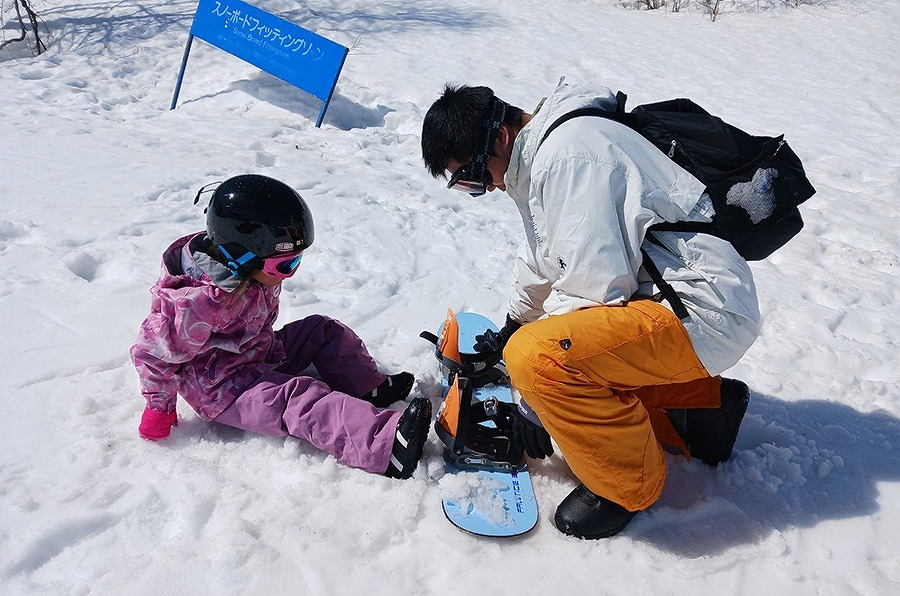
{"left": 446, "top": 95, "right": 509, "bottom": 197}
{"left": 447, "top": 164, "right": 493, "bottom": 197}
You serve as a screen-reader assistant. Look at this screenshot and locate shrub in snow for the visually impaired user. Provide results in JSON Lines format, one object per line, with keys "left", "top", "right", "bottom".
{"left": 618, "top": 0, "right": 833, "bottom": 21}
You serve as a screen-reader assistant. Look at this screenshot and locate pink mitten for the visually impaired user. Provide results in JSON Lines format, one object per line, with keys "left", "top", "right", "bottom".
{"left": 139, "top": 407, "right": 178, "bottom": 441}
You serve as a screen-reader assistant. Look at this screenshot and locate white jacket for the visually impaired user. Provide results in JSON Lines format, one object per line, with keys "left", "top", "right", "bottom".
{"left": 504, "top": 80, "right": 760, "bottom": 376}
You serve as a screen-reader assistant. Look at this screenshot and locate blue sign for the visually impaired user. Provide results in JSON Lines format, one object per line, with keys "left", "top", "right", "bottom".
{"left": 172, "top": 0, "right": 348, "bottom": 127}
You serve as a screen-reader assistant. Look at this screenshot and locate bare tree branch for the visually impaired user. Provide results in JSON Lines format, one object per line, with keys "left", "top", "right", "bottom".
{"left": 0, "top": 0, "right": 28, "bottom": 50}
{"left": 1, "top": 0, "right": 47, "bottom": 54}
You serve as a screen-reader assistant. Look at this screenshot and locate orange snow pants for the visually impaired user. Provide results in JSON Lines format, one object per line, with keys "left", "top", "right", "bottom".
{"left": 503, "top": 300, "right": 721, "bottom": 512}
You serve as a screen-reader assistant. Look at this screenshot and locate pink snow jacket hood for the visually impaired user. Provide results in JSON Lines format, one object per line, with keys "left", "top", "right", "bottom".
{"left": 131, "top": 233, "right": 286, "bottom": 420}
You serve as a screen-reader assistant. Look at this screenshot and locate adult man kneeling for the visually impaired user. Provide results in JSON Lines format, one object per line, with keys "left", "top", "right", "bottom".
{"left": 420, "top": 79, "right": 760, "bottom": 539}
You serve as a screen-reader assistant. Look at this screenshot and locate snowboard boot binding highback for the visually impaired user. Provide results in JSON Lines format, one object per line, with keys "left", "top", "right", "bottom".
{"left": 420, "top": 310, "right": 524, "bottom": 471}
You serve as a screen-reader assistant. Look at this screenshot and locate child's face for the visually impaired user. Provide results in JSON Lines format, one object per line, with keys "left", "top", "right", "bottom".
{"left": 250, "top": 270, "right": 284, "bottom": 286}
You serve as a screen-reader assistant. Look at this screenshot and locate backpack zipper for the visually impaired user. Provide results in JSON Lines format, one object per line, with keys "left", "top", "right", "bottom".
{"left": 667, "top": 138, "right": 704, "bottom": 178}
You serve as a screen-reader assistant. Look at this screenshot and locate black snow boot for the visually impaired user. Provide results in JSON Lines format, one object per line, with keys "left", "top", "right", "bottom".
{"left": 385, "top": 397, "right": 432, "bottom": 479}
{"left": 668, "top": 378, "right": 751, "bottom": 466}
{"left": 364, "top": 372, "right": 415, "bottom": 408}
{"left": 555, "top": 484, "right": 637, "bottom": 539}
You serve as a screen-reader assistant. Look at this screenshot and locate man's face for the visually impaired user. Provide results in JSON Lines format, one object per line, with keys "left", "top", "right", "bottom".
{"left": 484, "top": 151, "right": 509, "bottom": 193}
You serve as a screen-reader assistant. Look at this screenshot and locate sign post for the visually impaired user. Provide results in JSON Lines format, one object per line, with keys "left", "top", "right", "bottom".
{"left": 171, "top": 0, "right": 348, "bottom": 127}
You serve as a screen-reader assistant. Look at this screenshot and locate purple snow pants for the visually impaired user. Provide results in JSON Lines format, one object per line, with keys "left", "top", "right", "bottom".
{"left": 212, "top": 315, "right": 401, "bottom": 474}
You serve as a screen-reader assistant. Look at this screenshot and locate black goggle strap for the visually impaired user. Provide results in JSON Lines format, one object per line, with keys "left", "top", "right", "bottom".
{"left": 466, "top": 95, "right": 509, "bottom": 182}
{"left": 218, "top": 244, "right": 257, "bottom": 276}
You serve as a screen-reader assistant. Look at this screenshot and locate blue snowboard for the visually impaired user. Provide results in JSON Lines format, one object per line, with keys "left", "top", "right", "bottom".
{"left": 433, "top": 312, "right": 539, "bottom": 537}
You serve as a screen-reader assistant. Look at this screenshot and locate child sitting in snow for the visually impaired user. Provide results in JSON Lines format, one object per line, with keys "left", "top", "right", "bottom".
{"left": 130, "top": 174, "right": 431, "bottom": 479}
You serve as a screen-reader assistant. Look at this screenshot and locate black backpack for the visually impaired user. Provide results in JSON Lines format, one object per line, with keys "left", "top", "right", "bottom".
{"left": 539, "top": 92, "right": 816, "bottom": 261}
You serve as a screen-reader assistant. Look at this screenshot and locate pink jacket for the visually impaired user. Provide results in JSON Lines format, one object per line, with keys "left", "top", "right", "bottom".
{"left": 131, "top": 234, "right": 286, "bottom": 420}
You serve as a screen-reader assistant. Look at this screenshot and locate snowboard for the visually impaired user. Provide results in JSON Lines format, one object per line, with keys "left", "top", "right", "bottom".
{"left": 425, "top": 310, "right": 539, "bottom": 537}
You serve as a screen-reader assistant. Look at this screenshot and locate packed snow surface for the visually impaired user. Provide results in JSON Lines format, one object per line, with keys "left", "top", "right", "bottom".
{"left": 2, "top": 1, "right": 899, "bottom": 594}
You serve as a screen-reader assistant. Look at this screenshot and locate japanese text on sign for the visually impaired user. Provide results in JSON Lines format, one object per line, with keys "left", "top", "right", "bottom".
{"left": 189, "top": 0, "right": 347, "bottom": 102}
{"left": 208, "top": 1, "right": 325, "bottom": 61}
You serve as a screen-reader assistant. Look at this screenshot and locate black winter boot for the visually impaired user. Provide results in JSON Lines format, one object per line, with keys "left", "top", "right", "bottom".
{"left": 364, "top": 372, "right": 414, "bottom": 408}
{"left": 385, "top": 397, "right": 432, "bottom": 479}
{"left": 555, "top": 484, "right": 636, "bottom": 539}
{"left": 668, "top": 378, "right": 750, "bottom": 466}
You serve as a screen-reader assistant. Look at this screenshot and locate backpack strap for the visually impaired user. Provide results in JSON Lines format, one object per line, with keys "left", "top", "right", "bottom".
{"left": 649, "top": 221, "right": 711, "bottom": 234}
{"left": 538, "top": 91, "right": 629, "bottom": 146}
{"left": 537, "top": 97, "right": 691, "bottom": 322}
{"left": 642, "top": 235, "right": 690, "bottom": 321}
{"left": 615, "top": 90, "right": 627, "bottom": 112}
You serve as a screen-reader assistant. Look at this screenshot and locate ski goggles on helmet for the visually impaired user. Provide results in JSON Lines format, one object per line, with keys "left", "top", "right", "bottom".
{"left": 446, "top": 96, "right": 509, "bottom": 197}
{"left": 219, "top": 245, "right": 303, "bottom": 279}
{"left": 260, "top": 250, "right": 304, "bottom": 279}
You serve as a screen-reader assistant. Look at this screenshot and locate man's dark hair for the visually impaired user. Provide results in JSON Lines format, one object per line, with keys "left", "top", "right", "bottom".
{"left": 421, "top": 84, "right": 523, "bottom": 178}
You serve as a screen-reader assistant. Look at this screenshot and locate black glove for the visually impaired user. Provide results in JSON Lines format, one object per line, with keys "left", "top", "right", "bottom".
{"left": 510, "top": 401, "right": 553, "bottom": 459}
{"left": 474, "top": 314, "right": 523, "bottom": 357}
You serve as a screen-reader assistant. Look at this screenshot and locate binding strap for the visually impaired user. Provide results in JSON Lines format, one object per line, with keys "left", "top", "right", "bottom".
{"left": 434, "top": 373, "right": 524, "bottom": 469}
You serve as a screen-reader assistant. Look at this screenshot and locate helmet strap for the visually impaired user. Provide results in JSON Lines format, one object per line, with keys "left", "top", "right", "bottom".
{"left": 218, "top": 244, "right": 257, "bottom": 277}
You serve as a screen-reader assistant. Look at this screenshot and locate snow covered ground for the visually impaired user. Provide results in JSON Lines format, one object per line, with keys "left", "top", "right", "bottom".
{"left": 2, "top": 0, "right": 899, "bottom": 594}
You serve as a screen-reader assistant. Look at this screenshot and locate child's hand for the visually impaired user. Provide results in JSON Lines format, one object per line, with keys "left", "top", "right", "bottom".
{"left": 138, "top": 407, "right": 178, "bottom": 441}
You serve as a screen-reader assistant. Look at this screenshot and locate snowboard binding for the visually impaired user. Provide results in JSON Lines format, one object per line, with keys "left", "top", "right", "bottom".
{"left": 421, "top": 310, "right": 525, "bottom": 472}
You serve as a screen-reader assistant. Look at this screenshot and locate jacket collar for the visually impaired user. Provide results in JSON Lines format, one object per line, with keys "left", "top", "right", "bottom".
{"left": 159, "top": 233, "right": 242, "bottom": 292}
{"left": 504, "top": 79, "right": 620, "bottom": 202}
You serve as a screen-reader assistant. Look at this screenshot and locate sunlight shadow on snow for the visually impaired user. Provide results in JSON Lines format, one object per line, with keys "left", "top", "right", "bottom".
{"left": 4, "top": 0, "right": 496, "bottom": 61}
{"left": 321, "top": 94, "right": 396, "bottom": 131}
{"left": 31, "top": 0, "right": 194, "bottom": 55}
{"left": 182, "top": 74, "right": 395, "bottom": 130}
{"left": 5, "top": 513, "right": 119, "bottom": 576}
{"left": 629, "top": 392, "right": 900, "bottom": 557}
{"left": 277, "top": 2, "right": 498, "bottom": 35}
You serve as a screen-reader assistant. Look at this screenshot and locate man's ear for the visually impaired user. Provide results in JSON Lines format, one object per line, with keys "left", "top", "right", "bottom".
{"left": 494, "top": 124, "right": 514, "bottom": 157}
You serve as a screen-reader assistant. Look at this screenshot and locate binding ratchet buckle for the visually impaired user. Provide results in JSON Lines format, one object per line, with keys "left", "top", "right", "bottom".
{"left": 421, "top": 309, "right": 524, "bottom": 471}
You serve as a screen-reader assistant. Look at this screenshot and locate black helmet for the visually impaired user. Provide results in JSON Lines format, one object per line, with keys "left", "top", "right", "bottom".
{"left": 206, "top": 174, "right": 314, "bottom": 276}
